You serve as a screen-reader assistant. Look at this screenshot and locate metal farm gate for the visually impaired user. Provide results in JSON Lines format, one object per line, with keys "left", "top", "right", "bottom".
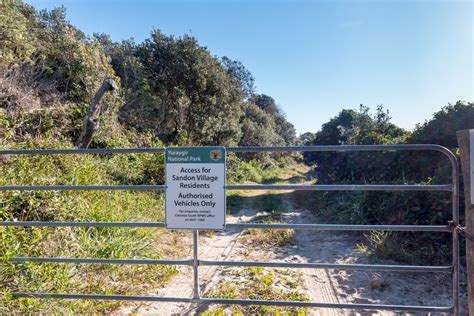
{"left": 0, "top": 145, "right": 461, "bottom": 314}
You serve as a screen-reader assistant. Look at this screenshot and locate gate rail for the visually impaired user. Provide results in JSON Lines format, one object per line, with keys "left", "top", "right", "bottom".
{"left": 0, "top": 145, "right": 460, "bottom": 314}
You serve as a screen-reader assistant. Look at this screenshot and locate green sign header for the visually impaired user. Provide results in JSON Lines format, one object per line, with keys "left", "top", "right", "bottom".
{"left": 166, "top": 147, "right": 225, "bottom": 164}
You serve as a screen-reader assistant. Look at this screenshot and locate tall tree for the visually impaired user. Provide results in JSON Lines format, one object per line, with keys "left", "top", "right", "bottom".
{"left": 221, "top": 56, "right": 255, "bottom": 99}
{"left": 252, "top": 94, "right": 279, "bottom": 115}
{"left": 96, "top": 30, "right": 249, "bottom": 145}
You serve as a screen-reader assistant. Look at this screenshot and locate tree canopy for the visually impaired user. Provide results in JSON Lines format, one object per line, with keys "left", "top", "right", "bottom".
{"left": 1, "top": 1, "right": 297, "bottom": 149}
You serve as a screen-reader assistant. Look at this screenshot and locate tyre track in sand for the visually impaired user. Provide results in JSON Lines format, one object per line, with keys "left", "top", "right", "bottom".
{"left": 119, "top": 164, "right": 457, "bottom": 315}
{"left": 119, "top": 165, "right": 346, "bottom": 315}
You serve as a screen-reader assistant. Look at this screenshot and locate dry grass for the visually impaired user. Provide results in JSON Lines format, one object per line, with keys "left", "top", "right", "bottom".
{"left": 0, "top": 66, "right": 65, "bottom": 115}
{"left": 0, "top": 66, "right": 73, "bottom": 144}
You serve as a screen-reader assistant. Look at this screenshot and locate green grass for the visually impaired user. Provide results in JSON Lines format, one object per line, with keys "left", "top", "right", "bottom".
{"left": 356, "top": 231, "right": 415, "bottom": 264}
{"left": 205, "top": 267, "right": 309, "bottom": 315}
{"left": 0, "top": 140, "right": 179, "bottom": 313}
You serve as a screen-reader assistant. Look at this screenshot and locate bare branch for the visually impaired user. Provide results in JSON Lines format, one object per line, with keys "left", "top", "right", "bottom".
{"left": 76, "top": 78, "right": 118, "bottom": 148}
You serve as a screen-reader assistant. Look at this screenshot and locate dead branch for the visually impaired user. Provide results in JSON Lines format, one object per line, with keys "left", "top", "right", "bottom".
{"left": 76, "top": 78, "right": 118, "bottom": 148}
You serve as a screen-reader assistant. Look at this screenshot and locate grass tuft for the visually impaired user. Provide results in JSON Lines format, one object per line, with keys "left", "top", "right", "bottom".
{"left": 205, "top": 267, "right": 308, "bottom": 315}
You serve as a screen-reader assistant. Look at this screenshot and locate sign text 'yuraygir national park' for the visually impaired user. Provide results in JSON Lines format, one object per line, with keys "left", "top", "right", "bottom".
{"left": 165, "top": 147, "right": 226, "bottom": 229}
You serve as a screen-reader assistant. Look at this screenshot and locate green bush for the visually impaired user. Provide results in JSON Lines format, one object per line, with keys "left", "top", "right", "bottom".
{"left": 301, "top": 102, "right": 473, "bottom": 264}
{"left": 226, "top": 153, "right": 281, "bottom": 184}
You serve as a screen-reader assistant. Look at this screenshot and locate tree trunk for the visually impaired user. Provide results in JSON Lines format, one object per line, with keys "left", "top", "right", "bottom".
{"left": 76, "top": 79, "right": 118, "bottom": 148}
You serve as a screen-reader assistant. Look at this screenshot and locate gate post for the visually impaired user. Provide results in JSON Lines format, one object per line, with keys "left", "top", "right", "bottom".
{"left": 457, "top": 129, "right": 474, "bottom": 314}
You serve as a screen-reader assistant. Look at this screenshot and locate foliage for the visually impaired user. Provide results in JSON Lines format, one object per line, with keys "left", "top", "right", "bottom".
{"left": 239, "top": 102, "right": 284, "bottom": 148}
{"left": 252, "top": 94, "right": 279, "bottom": 115}
{"left": 1, "top": 2, "right": 117, "bottom": 103}
{"left": 300, "top": 102, "right": 473, "bottom": 264}
{"left": 297, "top": 132, "right": 316, "bottom": 145}
{"left": 135, "top": 30, "right": 244, "bottom": 145}
{"left": 252, "top": 94, "right": 296, "bottom": 146}
{"left": 0, "top": 1, "right": 38, "bottom": 65}
{"left": 410, "top": 101, "right": 474, "bottom": 146}
{"left": 226, "top": 153, "right": 281, "bottom": 184}
{"left": 2, "top": 1, "right": 296, "bottom": 151}
{"left": 103, "top": 32, "right": 296, "bottom": 148}
{"left": 0, "top": 1, "right": 121, "bottom": 146}
{"left": 304, "top": 105, "right": 407, "bottom": 183}
{"left": 221, "top": 56, "right": 255, "bottom": 99}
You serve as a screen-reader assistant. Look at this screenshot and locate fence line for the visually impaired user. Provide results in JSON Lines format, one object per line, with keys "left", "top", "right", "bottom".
{"left": 0, "top": 144, "right": 460, "bottom": 314}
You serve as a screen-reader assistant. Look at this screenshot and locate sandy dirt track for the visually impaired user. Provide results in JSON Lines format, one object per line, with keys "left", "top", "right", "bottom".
{"left": 119, "top": 167, "right": 464, "bottom": 315}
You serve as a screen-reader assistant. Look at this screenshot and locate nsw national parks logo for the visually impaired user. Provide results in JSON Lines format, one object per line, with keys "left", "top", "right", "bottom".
{"left": 210, "top": 150, "right": 222, "bottom": 161}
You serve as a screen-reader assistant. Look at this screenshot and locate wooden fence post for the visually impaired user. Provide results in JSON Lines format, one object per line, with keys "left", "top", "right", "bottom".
{"left": 76, "top": 78, "right": 118, "bottom": 149}
{"left": 457, "top": 129, "right": 474, "bottom": 315}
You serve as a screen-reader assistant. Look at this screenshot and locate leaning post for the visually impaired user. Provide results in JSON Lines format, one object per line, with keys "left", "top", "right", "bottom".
{"left": 456, "top": 129, "right": 474, "bottom": 314}
{"left": 76, "top": 78, "right": 118, "bottom": 149}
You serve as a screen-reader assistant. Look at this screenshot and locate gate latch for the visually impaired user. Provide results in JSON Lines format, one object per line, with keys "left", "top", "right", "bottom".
{"left": 448, "top": 221, "right": 473, "bottom": 241}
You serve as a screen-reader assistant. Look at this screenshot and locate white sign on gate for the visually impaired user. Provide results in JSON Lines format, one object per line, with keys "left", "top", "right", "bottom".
{"left": 470, "top": 130, "right": 474, "bottom": 204}
{"left": 165, "top": 147, "right": 226, "bottom": 229}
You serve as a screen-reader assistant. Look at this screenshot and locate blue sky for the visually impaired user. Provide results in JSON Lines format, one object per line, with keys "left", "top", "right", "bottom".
{"left": 28, "top": 0, "right": 472, "bottom": 134}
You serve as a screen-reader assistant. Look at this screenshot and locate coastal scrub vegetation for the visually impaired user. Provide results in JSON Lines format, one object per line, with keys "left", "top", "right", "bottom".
{"left": 299, "top": 102, "right": 473, "bottom": 264}
{"left": 0, "top": 0, "right": 472, "bottom": 313}
{"left": 0, "top": 1, "right": 295, "bottom": 312}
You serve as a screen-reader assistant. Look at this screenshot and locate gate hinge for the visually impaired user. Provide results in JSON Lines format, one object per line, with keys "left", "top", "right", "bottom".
{"left": 448, "top": 221, "right": 473, "bottom": 241}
